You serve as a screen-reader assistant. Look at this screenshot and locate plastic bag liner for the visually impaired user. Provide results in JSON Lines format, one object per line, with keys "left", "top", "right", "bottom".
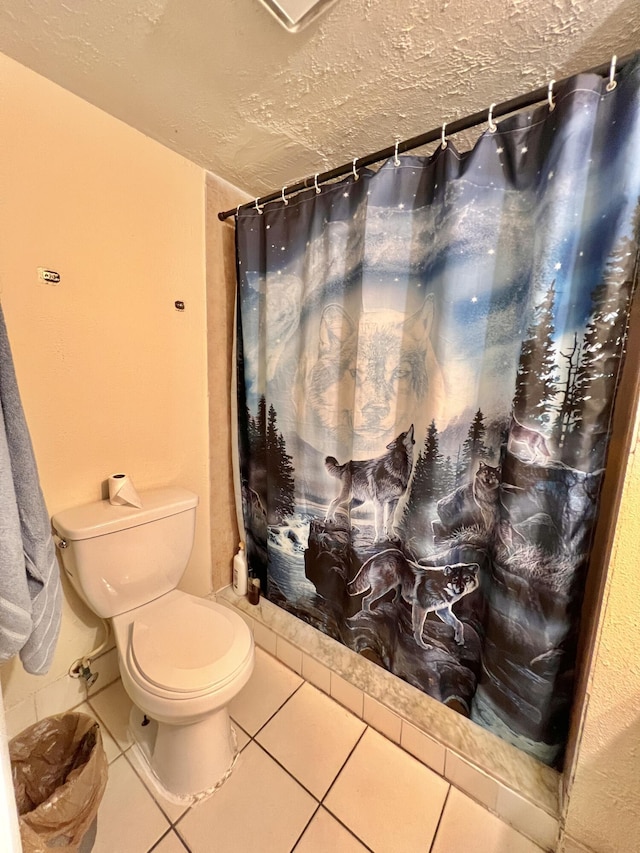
{"left": 9, "top": 712, "right": 108, "bottom": 853}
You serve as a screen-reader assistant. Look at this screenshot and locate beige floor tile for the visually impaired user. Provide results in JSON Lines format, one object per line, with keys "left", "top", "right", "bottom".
{"left": 89, "top": 679, "right": 134, "bottom": 749}
{"left": 176, "top": 742, "right": 316, "bottom": 853}
{"left": 256, "top": 682, "right": 366, "bottom": 798}
{"left": 151, "top": 829, "right": 190, "bottom": 852}
{"left": 294, "top": 807, "right": 369, "bottom": 853}
{"left": 93, "top": 754, "right": 169, "bottom": 853}
{"left": 431, "top": 787, "right": 544, "bottom": 853}
{"left": 229, "top": 647, "right": 303, "bottom": 735}
{"left": 324, "top": 727, "right": 448, "bottom": 853}
{"left": 75, "top": 701, "right": 121, "bottom": 763}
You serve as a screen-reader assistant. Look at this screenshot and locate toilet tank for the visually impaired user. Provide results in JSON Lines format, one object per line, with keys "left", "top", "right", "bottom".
{"left": 52, "top": 487, "right": 198, "bottom": 618}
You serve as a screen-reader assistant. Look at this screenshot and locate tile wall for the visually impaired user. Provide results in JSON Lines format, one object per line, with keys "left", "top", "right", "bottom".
{"left": 3, "top": 646, "right": 119, "bottom": 740}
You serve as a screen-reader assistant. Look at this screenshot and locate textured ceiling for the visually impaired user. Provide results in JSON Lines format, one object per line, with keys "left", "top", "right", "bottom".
{"left": 0, "top": 0, "right": 638, "bottom": 197}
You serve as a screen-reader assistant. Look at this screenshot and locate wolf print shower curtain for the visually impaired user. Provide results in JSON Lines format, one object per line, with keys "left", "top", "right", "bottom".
{"left": 235, "top": 55, "right": 640, "bottom": 766}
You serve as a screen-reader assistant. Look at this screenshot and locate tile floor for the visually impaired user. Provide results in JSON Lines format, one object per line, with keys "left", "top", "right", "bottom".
{"left": 79, "top": 648, "right": 547, "bottom": 853}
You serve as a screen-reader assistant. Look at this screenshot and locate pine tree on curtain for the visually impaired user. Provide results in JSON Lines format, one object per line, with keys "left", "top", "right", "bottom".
{"left": 235, "top": 55, "right": 640, "bottom": 766}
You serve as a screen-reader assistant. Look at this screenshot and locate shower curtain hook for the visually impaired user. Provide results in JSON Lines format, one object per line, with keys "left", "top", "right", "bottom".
{"left": 281, "top": 186, "right": 289, "bottom": 206}
{"left": 254, "top": 198, "right": 263, "bottom": 214}
{"left": 394, "top": 141, "right": 401, "bottom": 167}
{"left": 441, "top": 122, "right": 448, "bottom": 149}
{"left": 606, "top": 55, "right": 618, "bottom": 91}
{"left": 352, "top": 158, "right": 360, "bottom": 181}
{"left": 547, "top": 80, "right": 556, "bottom": 112}
{"left": 488, "top": 103, "right": 497, "bottom": 133}
{"left": 236, "top": 204, "right": 241, "bottom": 218}
{"left": 314, "top": 173, "right": 321, "bottom": 194}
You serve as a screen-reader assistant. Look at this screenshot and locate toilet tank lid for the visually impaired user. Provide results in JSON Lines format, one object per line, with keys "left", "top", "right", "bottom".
{"left": 52, "top": 487, "right": 198, "bottom": 541}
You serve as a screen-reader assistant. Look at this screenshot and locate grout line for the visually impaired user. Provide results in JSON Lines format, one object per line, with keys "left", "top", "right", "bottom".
{"left": 242, "top": 679, "right": 369, "bottom": 805}
{"left": 320, "top": 725, "right": 369, "bottom": 805}
{"left": 288, "top": 803, "right": 376, "bottom": 853}
{"left": 289, "top": 802, "right": 322, "bottom": 852}
{"left": 428, "top": 784, "right": 452, "bottom": 853}
{"left": 171, "top": 825, "right": 193, "bottom": 853}
{"left": 246, "top": 663, "right": 369, "bottom": 804}
{"left": 172, "top": 809, "right": 189, "bottom": 833}
{"left": 252, "top": 740, "right": 322, "bottom": 802}
{"left": 317, "top": 806, "right": 376, "bottom": 853}
{"left": 85, "top": 698, "right": 128, "bottom": 760}
{"left": 116, "top": 758, "right": 172, "bottom": 852}
{"left": 245, "top": 676, "right": 306, "bottom": 740}
{"left": 146, "top": 827, "right": 184, "bottom": 853}
{"left": 170, "top": 734, "right": 373, "bottom": 853}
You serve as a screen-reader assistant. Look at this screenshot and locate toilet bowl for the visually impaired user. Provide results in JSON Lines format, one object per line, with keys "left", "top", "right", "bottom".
{"left": 52, "top": 487, "right": 255, "bottom": 797}
{"left": 114, "top": 590, "right": 254, "bottom": 795}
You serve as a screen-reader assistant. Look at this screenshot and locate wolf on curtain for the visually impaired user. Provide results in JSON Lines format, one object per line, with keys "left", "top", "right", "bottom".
{"left": 235, "top": 55, "right": 640, "bottom": 766}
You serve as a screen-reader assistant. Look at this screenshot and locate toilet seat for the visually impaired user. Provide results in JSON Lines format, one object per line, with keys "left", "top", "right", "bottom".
{"left": 115, "top": 591, "right": 253, "bottom": 700}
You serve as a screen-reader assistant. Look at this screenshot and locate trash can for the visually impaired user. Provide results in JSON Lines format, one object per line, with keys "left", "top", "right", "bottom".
{"left": 9, "top": 712, "right": 108, "bottom": 853}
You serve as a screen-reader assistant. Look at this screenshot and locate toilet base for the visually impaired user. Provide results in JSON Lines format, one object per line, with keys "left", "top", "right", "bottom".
{"left": 129, "top": 705, "right": 237, "bottom": 799}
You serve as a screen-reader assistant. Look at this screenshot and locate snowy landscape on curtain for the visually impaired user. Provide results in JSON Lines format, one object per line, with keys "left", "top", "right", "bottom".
{"left": 236, "top": 56, "right": 640, "bottom": 766}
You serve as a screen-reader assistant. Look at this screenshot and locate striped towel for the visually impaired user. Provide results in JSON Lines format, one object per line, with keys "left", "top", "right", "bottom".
{"left": 0, "top": 304, "right": 61, "bottom": 674}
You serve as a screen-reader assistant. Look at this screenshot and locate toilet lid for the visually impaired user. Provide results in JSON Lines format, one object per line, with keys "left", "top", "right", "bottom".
{"left": 130, "top": 595, "right": 251, "bottom": 693}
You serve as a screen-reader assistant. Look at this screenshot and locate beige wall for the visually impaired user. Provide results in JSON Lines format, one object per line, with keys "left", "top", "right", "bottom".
{"left": 562, "top": 399, "right": 640, "bottom": 852}
{"left": 0, "top": 52, "right": 210, "bottom": 708}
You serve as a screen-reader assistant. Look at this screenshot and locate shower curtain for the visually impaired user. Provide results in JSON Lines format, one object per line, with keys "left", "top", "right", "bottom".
{"left": 235, "top": 55, "right": 640, "bottom": 766}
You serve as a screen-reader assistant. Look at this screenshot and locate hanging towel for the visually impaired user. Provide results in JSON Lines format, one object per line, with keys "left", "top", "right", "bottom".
{"left": 0, "top": 304, "right": 61, "bottom": 674}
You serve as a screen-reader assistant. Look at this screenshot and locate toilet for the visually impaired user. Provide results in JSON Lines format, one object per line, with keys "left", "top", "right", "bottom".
{"left": 52, "top": 487, "right": 254, "bottom": 797}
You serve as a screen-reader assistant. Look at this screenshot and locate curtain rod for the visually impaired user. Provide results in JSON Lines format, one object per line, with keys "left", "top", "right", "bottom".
{"left": 218, "top": 51, "right": 636, "bottom": 221}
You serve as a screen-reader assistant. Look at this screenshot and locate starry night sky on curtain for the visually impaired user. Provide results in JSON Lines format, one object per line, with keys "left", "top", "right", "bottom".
{"left": 235, "top": 54, "right": 640, "bottom": 766}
